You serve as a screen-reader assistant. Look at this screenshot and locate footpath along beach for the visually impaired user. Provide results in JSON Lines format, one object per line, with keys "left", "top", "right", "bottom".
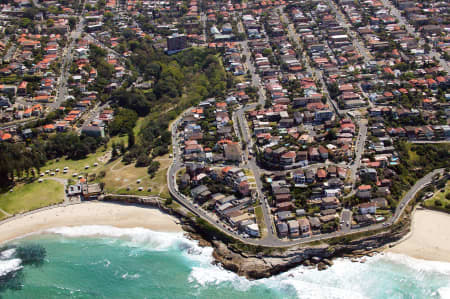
{"left": 0, "top": 201, "right": 182, "bottom": 244}
{"left": 387, "top": 208, "right": 450, "bottom": 263}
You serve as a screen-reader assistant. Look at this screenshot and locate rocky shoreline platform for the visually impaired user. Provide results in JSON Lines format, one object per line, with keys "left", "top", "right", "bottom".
{"left": 184, "top": 220, "right": 409, "bottom": 279}
{"left": 104, "top": 196, "right": 411, "bottom": 279}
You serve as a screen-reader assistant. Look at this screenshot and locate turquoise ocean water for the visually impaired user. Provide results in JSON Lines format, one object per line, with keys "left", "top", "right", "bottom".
{"left": 1, "top": 225, "right": 450, "bottom": 299}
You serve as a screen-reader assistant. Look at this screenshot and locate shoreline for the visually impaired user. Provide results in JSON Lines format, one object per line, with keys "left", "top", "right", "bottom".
{"left": 0, "top": 201, "right": 182, "bottom": 245}
{"left": 386, "top": 208, "right": 450, "bottom": 263}
{"left": 2, "top": 199, "right": 450, "bottom": 276}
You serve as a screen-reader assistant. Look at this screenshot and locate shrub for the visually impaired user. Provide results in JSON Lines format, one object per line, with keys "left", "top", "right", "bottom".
{"left": 147, "top": 161, "right": 160, "bottom": 177}
{"left": 135, "top": 154, "right": 151, "bottom": 167}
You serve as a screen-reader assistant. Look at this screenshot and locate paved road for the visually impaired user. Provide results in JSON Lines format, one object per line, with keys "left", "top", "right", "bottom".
{"left": 86, "top": 34, "right": 123, "bottom": 58}
{"left": 200, "top": 13, "right": 207, "bottom": 43}
{"left": 168, "top": 156, "right": 442, "bottom": 247}
{"left": 238, "top": 36, "right": 267, "bottom": 106}
{"left": 236, "top": 107, "right": 276, "bottom": 239}
{"left": 167, "top": 97, "right": 444, "bottom": 247}
{"left": 234, "top": 36, "right": 277, "bottom": 239}
{"left": 410, "top": 140, "right": 450, "bottom": 144}
{"left": 164, "top": 13, "right": 445, "bottom": 247}
{"left": 350, "top": 120, "right": 368, "bottom": 186}
{"left": 340, "top": 208, "right": 352, "bottom": 232}
{"left": 3, "top": 44, "right": 16, "bottom": 62}
{"left": 31, "top": 0, "right": 42, "bottom": 8}
{"left": 280, "top": 11, "right": 343, "bottom": 117}
{"left": 52, "top": 1, "right": 87, "bottom": 110}
{"left": 324, "top": 0, "right": 373, "bottom": 62}
{"left": 0, "top": 117, "right": 39, "bottom": 130}
{"left": 379, "top": 0, "right": 449, "bottom": 73}
{"left": 390, "top": 169, "right": 444, "bottom": 224}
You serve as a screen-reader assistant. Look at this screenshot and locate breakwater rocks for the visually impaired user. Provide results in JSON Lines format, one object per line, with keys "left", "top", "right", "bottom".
{"left": 102, "top": 195, "right": 410, "bottom": 279}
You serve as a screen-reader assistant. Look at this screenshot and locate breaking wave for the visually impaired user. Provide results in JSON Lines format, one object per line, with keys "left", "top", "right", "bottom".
{"left": 33, "top": 226, "right": 450, "bottom": 298}
{"left": 0, "top": 258, "right": 22, "bottom": 278}
{"left": 46, "top": 225, "right": 193, "bottom": 251}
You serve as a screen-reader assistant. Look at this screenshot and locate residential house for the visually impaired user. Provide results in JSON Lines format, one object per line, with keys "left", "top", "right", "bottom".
{"left": 359, "top": 202, "right": 377, "bottom": 214}
{"left": 298, "top": 218, "right": 311, "bottom": 237}
{"left": 287, "top": 219, "right": 300, "bottom": 238}
{"left": 357, "top": 185, "right": 372, "bottom": 199}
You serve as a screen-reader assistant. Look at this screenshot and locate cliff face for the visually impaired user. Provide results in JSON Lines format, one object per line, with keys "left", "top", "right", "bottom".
{"left": 212, "top": 241, "right": 331, "bottom": 279}
{"left": 103, "top": 196, "right": 411, "bottom": 280}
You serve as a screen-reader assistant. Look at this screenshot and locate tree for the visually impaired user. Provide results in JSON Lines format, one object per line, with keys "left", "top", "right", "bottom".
{"left": 128, "top": 130, "right": 135, "bottom": 149}
{"left": 20, "top": 18, "right": 33, "bottom": 28}
{"left": 135, "top": 154, "right": 151, "bottom": 167}
{"left": 147, "top": 161, "right": 160, "bottom": 177}
{"left": 326, "top": 128, "right": 337, "bottom": 141}
{"left": 112, "top": 145, "right": 118, "bottom": 158}
{"left": 109, "top": 108, "right": 138, "bottom": 136}
{"left": 119, "top": 141, "right": 126, "bottom": 155}
{"left": 68, "top": 17, "right": 77, "bottom": 30}
{"left": 109, "top": 90, "right": 151, "bottom": 116}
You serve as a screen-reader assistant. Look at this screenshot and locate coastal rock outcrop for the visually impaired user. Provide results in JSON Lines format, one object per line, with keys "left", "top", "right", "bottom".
{"left": 206, "top": 220, "right": 410, "bottom": 279}
{"left": 103, "top": 195, "right": 411, "bottom": 280}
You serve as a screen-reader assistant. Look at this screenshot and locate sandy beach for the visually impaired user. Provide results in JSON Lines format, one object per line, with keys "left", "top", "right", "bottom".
{"left": 387, "top": 208, "right": 450, "bottom": 262}
{"left": 0, "top": 202, "right": 182, "bottom": 244}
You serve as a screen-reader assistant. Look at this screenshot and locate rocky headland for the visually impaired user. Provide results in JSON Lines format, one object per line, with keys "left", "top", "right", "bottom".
{"left": 103, "top": 195, "right": 412, "bottom": 279}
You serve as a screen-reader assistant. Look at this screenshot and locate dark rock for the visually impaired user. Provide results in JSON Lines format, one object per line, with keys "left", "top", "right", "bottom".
{"left": 317, "top": 262, "right": 328, "bottom": 271}
{"left": 323, "top": 258, "right": 333, "bottom": 266}
{"left": 102, "top": 195, "right": 412, "bottom": 280}
{"left": 303, "top": 259, "right": 312, "bottom": 267}
{"left": 311, "top": 256, "right": 321, "bottom": 264}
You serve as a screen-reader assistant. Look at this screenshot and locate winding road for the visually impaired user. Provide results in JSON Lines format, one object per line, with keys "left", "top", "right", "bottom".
{"left": 166, "top": 93, "right": 444, "bottom": 247}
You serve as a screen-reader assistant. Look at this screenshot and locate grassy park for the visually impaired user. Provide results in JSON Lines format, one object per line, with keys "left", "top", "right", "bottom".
{"left": 0, "top": 179, "right": 64, "bottom": 217}
{"left": 423, "top": 181, "right": 450, "bottom": 213}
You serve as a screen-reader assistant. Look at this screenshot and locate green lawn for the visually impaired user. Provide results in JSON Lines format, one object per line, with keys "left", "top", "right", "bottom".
{"left": 43, "top": 148, "right": 110, "bottom": 178}
{"left": 424, "top": 181, "right": 450, "bottom": 212}
{"left": 0, "top": 180, "right": 64, "bottom": 216}
{"left": 255, "top": 206, "right": 267, "bottom": 238}
{"left": 99, "top": 154, "right": 171, "bottom": 199}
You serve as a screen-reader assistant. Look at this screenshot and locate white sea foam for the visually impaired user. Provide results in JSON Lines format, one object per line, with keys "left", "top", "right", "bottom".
{"left": 188, "top": 252, "right": 450, "bottom": 299}
{"left": 261, "top": 261, "right": 369, "bottom": 299}
{"left": 42, "top": 226, "right": 450, "bottom": 298}
{"left": 0, "top": 248, "right": 16, "bottom": 260}
{"left": 46, "top": 225, "right": 186, "bottom": 251}
{"left": 373, "top": 252, "right": 450, "bottom": 275}
{"left": 90, "top": 258, "right": 111, "bottom": 268}
{"left": 189, "top": 265, "right": 252, "bottom": 290}
{"left": 437, "top": 287, "right": 450, "bottom": 299}
{"left": 121, "top": 272, "right": 141, "bottom": 280}
{"left": 0, "top": 258, "right": 22, "bottom": 277}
